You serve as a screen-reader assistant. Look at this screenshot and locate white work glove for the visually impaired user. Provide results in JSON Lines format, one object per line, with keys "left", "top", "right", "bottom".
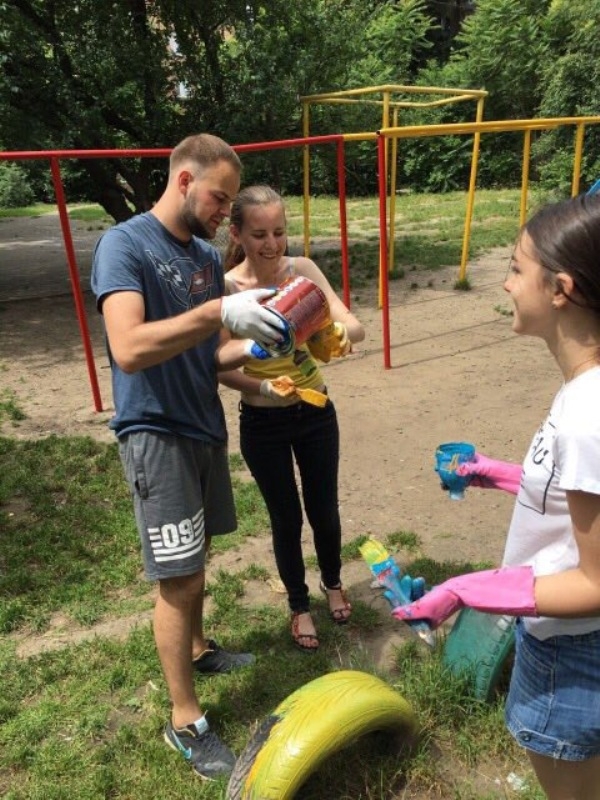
{"left": 221, "top": 289, "right": 285, "bottom": 347}
{"left": 243, "top": 340, "right": 271, "bottom": 360}
{"left": 259, "top": 379, "right": 299, "bottom": 406}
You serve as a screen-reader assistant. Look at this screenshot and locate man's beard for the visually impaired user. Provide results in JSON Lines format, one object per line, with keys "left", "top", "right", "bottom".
{"left": 182, "top": 203, "right": 214, "bottom": 240}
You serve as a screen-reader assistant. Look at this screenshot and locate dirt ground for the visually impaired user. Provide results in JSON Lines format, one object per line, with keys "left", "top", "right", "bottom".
{"left": 0, "top": 213, "right": 559, "bottom": 668}
{"left": 1, "top": 213, "right": 561, "bottom": 795}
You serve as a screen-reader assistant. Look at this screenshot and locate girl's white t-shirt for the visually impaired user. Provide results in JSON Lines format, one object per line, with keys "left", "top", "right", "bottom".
{"left": 503, "top": 366, "right": 600, "bottom": 639}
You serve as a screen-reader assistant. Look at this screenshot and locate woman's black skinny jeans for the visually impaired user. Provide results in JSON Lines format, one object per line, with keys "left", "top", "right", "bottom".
{"left": 239, "top": 399, "right": 342, "bottom": 614}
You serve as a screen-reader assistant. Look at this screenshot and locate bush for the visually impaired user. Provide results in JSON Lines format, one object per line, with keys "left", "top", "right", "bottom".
{"left": 0, "top": 162, "right": 35, "bottom": 208}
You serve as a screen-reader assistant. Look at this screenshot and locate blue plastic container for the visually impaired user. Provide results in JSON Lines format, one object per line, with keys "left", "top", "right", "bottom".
{"left": 435, "top": 441, "right": 476, "bottom": 500}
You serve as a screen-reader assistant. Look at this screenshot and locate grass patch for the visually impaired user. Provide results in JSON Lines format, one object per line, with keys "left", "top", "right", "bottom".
{"left": 385, "top": 530, "right": 421, "bottom": 553}
{"left": 0, "top": 436, "right": 268, "bottom": 633}
{"left": 494, "top": 303, "right": 514, "bottom": 318}
{"left": 454, "top": 277, "right": 472, "bottom": 291}
{"left": 0, "top": 203, "right": 59, "bottom": 219}
{"left": 0, "top": 184, "right": 551, "bottom": 796}
{"left": 67, "top": 205, "right": 113, "bottom": 224}
{"left": 0, "top": 435, "right": 542, "bottom": 798}
{"left": 0, "top": 436, "right": 143, "bottom": 633}
{"left": 4, "top": 188, "right": 545, "bottom": 296}
{"left": 284, "top": 188, "right": 539, "bottom": 291}
{"left": 0, "top": 390, "right": 26, "bottom": 424}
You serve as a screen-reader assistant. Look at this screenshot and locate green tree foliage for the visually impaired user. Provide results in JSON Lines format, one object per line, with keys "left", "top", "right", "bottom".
{"left": 1, "top": 0, "right": 599, "bottom": 211}
{"left": 0, "top": 162, "right": 34, "bottom": 207}
{"left": 347, "top": 0, "right": 433, "bottom": 86}
{"left": 391, "top": 0, "right": 600, "bottom": 193}
{"left": 534, "top": 0, "right": 600, "bottom": 192}
{"left": 0, "top": 0, "right": 191, "bottom": 219}
{"left": 217, "top": 1, "right": 437, "bottom": 195}
{"left": 218, "top": 0, "right": 371, "bottom": 193}
{"left": 0, "top": 0, "right": 438, "bottom": 209}
{"left": 390, "top": 57, "right": 479, "bottom": 193}
{"left": 413, "top": 1, "right": 476, "bottom": 65}
{"left": 0, "top": 1, "right": 353, "bottom": 207}
{"left": 301, "top": 0, "right": 438, "bottom": 194}
{"left": 450, "top": 0, "right": 550, "bottom": 121}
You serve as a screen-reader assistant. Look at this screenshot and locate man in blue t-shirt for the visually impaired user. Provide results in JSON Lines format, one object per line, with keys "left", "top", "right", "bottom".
{"left": 92, "top": 133, "right": 284, "bottom": 780}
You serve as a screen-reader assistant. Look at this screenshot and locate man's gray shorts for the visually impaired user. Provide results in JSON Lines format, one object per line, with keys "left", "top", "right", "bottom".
{"left": 118, "top": 431, "right": 237, "bottom": 581}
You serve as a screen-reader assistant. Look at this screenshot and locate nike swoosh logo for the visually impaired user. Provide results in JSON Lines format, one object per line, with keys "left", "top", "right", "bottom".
{"left": 175, "top": 741, "right": 192, "bottom": 759}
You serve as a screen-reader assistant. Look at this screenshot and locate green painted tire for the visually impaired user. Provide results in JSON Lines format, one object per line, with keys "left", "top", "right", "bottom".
{"left": 226, "top": 670, "right": 416, "bottom": 800}
{"left": 443, "top": 608, "right": 516, "bottom": 702}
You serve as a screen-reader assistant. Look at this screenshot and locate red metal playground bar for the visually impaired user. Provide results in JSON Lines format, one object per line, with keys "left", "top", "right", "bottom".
{"left": 0, "top": 134, "right": 351, "bottom": 412}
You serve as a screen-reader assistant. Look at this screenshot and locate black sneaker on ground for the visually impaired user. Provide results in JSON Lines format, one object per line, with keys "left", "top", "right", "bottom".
{"left": 192, "top": 639, "right": 255, "bottom": 675}
{"left": 164, "top": 720, "right": 236, "bottom": 780}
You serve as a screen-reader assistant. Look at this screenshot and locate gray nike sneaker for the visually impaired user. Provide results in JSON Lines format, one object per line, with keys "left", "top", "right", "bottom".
{"left": 164, "top": 720, "right": 236, "bottom": 780}
{"left": 192, "top": 639, "right": 255, "bottom": 674}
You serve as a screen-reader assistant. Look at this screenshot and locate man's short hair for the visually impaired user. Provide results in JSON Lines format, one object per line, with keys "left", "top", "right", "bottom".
{"left": 169, "top": 133, "right": 242, "bottom": 175}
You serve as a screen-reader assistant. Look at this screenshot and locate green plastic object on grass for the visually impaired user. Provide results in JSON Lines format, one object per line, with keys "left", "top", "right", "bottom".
{"left": 442, "top": 607, "right": 516, "bottom": 702}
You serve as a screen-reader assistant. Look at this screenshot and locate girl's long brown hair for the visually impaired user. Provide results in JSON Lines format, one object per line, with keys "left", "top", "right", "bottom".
{"left": 224, "top": 185, "right": 285, "bottom": 271}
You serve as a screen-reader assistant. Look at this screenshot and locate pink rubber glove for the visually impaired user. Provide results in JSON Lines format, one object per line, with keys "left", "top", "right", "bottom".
{"left": 456, "top": 452, "right": 522, "bottom": 495}
{"left": 391, "top": 566, "right": 536, "bottom": 630}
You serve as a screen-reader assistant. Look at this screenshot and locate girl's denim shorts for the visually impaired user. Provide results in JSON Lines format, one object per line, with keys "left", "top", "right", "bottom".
{"left": 505, "top": 619, "right": 600, "bottom": 761}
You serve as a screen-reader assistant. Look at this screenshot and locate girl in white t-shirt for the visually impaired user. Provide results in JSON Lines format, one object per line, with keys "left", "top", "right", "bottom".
{"left": 394, "top": 193, "right": 600, "bottom": 800}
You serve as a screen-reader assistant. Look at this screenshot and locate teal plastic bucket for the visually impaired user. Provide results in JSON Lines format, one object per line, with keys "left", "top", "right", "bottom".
{"left": 434, "top": 441, "right": 476, "bottom": 500}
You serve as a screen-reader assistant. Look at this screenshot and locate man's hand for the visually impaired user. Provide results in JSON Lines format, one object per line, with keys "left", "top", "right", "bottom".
{"left": 221, "top": 289, "right": 285, "bottom": 347}
{"left": 243, "top": 340, "right": 271, "bottom": 360}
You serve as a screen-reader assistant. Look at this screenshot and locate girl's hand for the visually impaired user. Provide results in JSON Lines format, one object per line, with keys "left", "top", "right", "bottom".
{"left": 259, "top": 378, "right": 299, "bottom": 406}
{"left": 392, "top": 566, "right": 537, "bottom": 630}
{"left": 456, "top": 452, "right": 522, "bottom": 495}
{"left": 332, "top": 322, "right": 351, "bottom": 356}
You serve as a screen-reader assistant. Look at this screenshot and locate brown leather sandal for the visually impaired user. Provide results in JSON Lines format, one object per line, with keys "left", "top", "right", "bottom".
{"left": 319, "top": 581, "right": 352, "bottom": 625}
{"left": 291, "top": 611, "right": 319, "bottom": 653}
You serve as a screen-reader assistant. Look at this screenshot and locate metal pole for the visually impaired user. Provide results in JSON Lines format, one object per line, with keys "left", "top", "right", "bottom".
{"left": 520, "top": 129, "right": 532, "bottom": 227}
{"left": 571, "top": 123, "right": 586, "bottom": 197}
{"left": 302, "top": 102, "right": 311, "bottom": 257}
{"left": 336, "top": 138, "right": 351, "bottom": 309}
{"left": 377, "top": 135, "right": 391, "bottom": 369}
{"left": 458, "top": 96, "right": 485, "bottom": 282}
{"left": 389, "top": 107, "right": 399, "bottom": 275}
{"left": 50, "top": 157, "right": 103, "bottom": 412}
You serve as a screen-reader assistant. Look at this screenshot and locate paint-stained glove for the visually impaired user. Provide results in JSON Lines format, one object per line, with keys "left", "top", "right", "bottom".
{"left": 456, "top": 452, "right": 522, "bottom": 495}
{"left": 332, "top": 322, "right": 351, "bottom": 356}
{"left": 307, "top": 321, "right": 351, "bottom": 362}
{"left": 259, "top": 378, "right": 299, "bottom": 406}
{"left": 392, "top": 566, "right": 537, "bottom": 630}
{"left": 243, "top": 340, "right": 271, "bottom": 360}
{"left": 221, "top": 289, "right": 285, "bottom": 347}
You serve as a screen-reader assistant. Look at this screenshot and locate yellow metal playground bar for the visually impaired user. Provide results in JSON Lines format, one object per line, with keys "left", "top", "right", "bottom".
{"left": 373, "top": 116, "right": 600, "bottom": 369}
{"left": 300, "top": 84, "right": 487, "bottom": 274}
{"left": 378, "top": 115, "right": 600, "bottom": 285}
{"left": 300, "top": 86, "right": 600, "bottom": 299}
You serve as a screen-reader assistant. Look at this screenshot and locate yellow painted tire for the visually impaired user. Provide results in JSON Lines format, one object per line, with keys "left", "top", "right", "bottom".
{"left": 226, "top": 670, "right": 416, "bottom": 800}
